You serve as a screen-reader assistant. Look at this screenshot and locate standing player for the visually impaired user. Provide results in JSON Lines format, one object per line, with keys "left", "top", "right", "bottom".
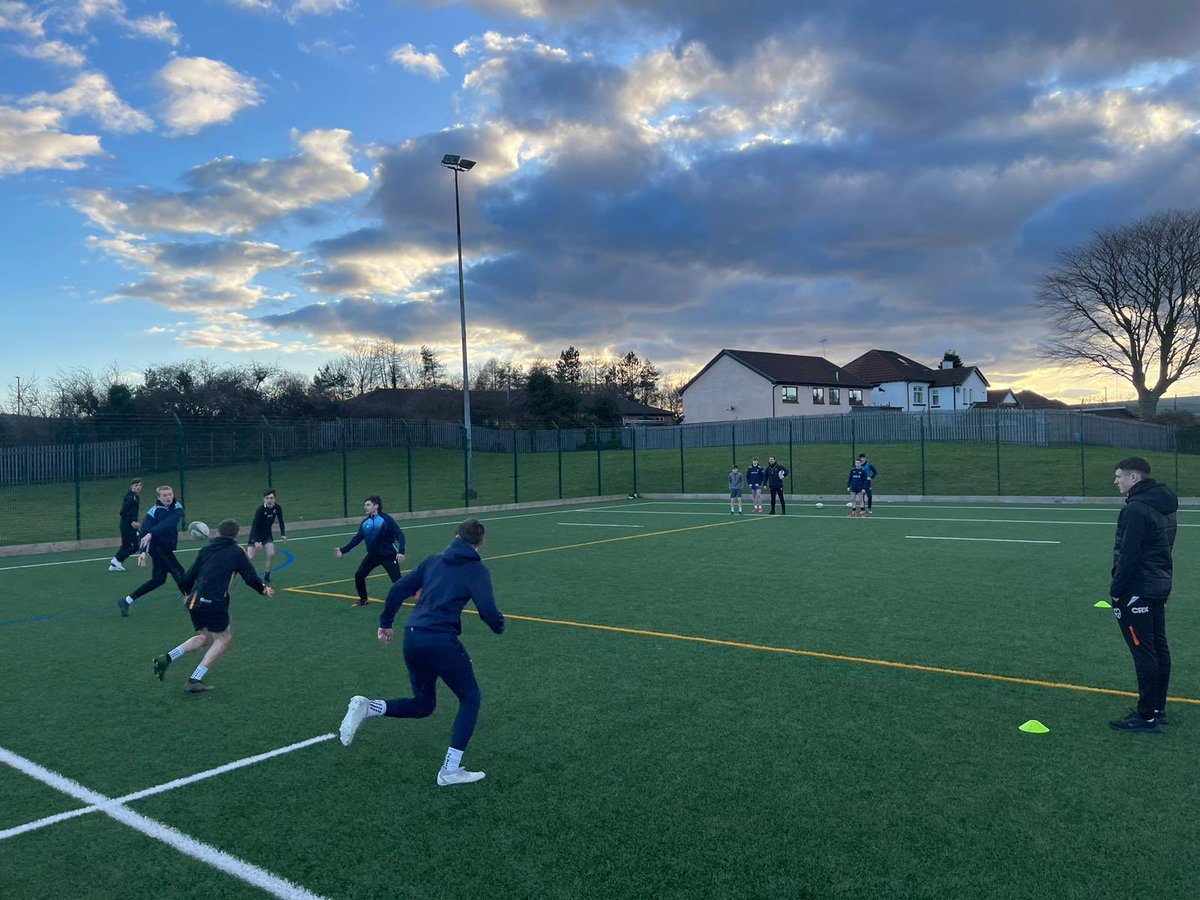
{"left": 728, "top": 464, "right": 744, "bottom": 515}
{"left": 247, "top": 489, "right": 287, "bottom": 583}
{"left": 153, "top": 519, "right": 274, "bottom": 693}
{"left": 336, "top": 495, "right": 406, "bottom": 608}
{"left": 1108, "top": 457, "right": 1178, "bottom": 732}
{"left": 108, "top": 478, "right": 143, "bottom": 572}
{"left": 765, "top": 456, "right": 789, "bottom": 515}
{"left": 118, "top": 485, "right": 186, "bottom": 617}
{"left": 847, "top": 458, "right": 869, "bottom": 517}
{"left": 746, "top": 458, "right": 766, "bottom": 513}
{"left": 859, "top": 453, "right": 879, "bottom": 515}
{"left": 338, "top": 519, "right": 505, "bottom": 787}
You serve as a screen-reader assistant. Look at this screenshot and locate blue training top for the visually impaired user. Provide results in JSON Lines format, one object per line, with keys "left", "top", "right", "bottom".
{"left": 141, "top": 501, "right": 184, "bottom": 553}
{"left": 848, "top": 465, "right": 869, "bottom": 492}
{"left": 340, "top": 512, "right": 405, "bottom": 558}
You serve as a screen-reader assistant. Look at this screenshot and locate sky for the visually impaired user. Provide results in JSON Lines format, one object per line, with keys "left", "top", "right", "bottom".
{"left": 3, "top": 0, "right": 1200, "bottom": 405}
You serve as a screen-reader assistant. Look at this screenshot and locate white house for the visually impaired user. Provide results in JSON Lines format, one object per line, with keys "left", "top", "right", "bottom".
{"left": 843, "top": 349, "right": 990, "bottom": 412}
{"left": 681, "top": 349, "right": 873, "bottom": 423}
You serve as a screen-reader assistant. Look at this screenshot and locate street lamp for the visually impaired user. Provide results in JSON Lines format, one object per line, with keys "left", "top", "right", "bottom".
{"left": 441, "top": 153, "right": 477, "bottom": 501}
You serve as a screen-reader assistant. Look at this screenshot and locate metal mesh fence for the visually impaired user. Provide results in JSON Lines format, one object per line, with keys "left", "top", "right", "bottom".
{"left": 0, "top": 408, "right": 1191, "bottom": 547}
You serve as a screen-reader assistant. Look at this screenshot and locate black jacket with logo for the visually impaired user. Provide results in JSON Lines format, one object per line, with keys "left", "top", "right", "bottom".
{"left": 1110, "top": 478, "right": 1178, "bottom": 599}
{"left": 180, "top": 536, "right": 267, "bottom": 608}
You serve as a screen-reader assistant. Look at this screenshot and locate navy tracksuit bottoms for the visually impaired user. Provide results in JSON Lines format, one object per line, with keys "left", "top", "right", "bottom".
{"left": 385, "top": 627, "right": 482, "bottom": 751}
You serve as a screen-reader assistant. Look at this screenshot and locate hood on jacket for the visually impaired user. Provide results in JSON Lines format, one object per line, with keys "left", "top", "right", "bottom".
{"left": 443, "top": 536, "right": 481, "bottom": 564}
{"left": 1127, "top": 479, "right": 1179, "bottom": 516}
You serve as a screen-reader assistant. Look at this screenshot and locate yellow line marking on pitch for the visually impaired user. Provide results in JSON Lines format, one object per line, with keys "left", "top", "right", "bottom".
{"left": 289, "top": 516, "right": 769, "bottom": 590}
{"left": 282, "top": 585, "right": 1200, "bottom": 707}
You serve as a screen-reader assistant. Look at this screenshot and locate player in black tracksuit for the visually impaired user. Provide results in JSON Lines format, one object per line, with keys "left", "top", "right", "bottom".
{"left": 118, "top": 485, "right": 186, "bottom": 617}
{"left": 247, "top": 489, "right": 287, "bottom": 583}
{"left": 336, "top": 495, "right": 406, "bottom": 608}
{"left": 1108, "top": 457, "right": 1178, "bottom": 732}
{"left": 108, "top": 478, "right": 143, "bottom": 571}
{"left": 152, "top": 519, "right": 273, "bottom": 693}
{"left": 766, "top": 456, "right": 789, "bottom": 515}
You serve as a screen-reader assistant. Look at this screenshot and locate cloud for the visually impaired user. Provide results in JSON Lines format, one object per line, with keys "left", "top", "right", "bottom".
{"left": 73, "top": 0, "right": 180, "bottom": 45}
{"left": 0, "top": 105, "right": 103, "bottom": 174}
{"left": 91, "top": 235, "right": 300, "bottom": 311}
{"left": 389, "top": 43, "right": 448, "bottom": 80}
{"left": 0, "top": 1, "right": 44, "bottom": 38}
{"left": 286, "top": 0, "right": 353, "bottom": 22}
{"left": 13, "top": 38, "right": 87, "bottom": 67}
{"left": 156, "top": 56, "right": 261, "bottom": 135}
{"left": 75, "top": 128, "right": 370, "bottom": 235}
{"left": 26, "top": 72, "right": 152, "bottom": 133}
{"left": 178, "top": 312, "right": 317, "bottom": 352}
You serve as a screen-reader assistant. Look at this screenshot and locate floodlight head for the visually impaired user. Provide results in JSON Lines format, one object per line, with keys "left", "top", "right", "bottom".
{"left": 441, "top": 154, "right": 477, "bottom": 172}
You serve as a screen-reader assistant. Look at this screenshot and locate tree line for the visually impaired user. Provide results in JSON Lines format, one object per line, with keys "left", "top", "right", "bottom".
{"left": 3, "top": 344, "right": 686, "bottom": 423}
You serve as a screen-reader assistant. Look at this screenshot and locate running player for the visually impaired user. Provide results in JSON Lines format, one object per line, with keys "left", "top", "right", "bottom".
{"left": 247, "top": 489, "right": 287, "bottom": 583}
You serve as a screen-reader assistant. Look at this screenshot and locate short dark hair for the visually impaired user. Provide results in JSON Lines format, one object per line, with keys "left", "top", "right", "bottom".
{"left": 217, "top": 519, "right": 240, "bottom": 538}
{"left": 129, "top": 478, "right": 142, "bottom": 487}
{"left": 457, "top": 518, "right": 485, "bottom": 546}
{"left": 1116, "top": 457, "right": 1152, "bottom": 476}
{"left": 366, "top": 494, "right": 384, "bottom": 511}
{"left": 856, "top": 454, "right": 865, "bottom": 460}
{"left": 263, "top": 488, "right": 276, "bottom": 498}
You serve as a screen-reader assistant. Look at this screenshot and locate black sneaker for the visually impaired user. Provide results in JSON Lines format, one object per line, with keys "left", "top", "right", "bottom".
{"left": 184, "top": 679, "right": 212, "bottom": 693}
{"left": 351, "top": 599, "right": 370, "bottom": 608}
{"left": 117, "top": 596, "right": 131, "bottom": 618}
{"left": 1153, "top": 710, "right": 1171, "bottom": 726}
{"left": 1109, "top": 710, "right": 1161, "bottom": 732}
{"left": 153, "top": 654, "right": 171, "bottom": 681}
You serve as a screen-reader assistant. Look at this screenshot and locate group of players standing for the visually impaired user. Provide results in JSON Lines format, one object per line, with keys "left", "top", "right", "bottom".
{"left": 725, "top": 453, "right": 879, "bottom": 516}
{"left": 106, "top": 478, "right": 502, "bottom": 786}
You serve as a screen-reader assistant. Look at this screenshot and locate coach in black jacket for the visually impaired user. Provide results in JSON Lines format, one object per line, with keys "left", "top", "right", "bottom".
{"left": 1108, "top": 457, "right": 1178, "bottom": 732}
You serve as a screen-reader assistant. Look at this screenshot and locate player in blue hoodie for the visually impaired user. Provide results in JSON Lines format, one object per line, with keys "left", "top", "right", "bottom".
{"left": 118, "top": 484, "right": 186, "bottom": 617}
{"left": 338, "top": 519, "right": 505, "bottom": 787}
{"left": 335, "top": 495, "right": 406, "bottom": 608}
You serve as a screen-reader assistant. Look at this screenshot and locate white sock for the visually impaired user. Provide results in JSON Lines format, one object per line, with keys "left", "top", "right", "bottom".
{"left": 110, "top": 557, "right": 118, "bottom": 565}
{"left": 443, "top": 747, "right": 463, "bottom": 770}
{"left": 190, "top": 664, "right": 208, "bottom": 681}
{"left": 169, "top": 646, "right": 185, "bottom": 661}
{"left": 125, "top": 595, "right": 134, "bottom": 605}
{"left": 367, "top": 699, "right": 386, "bottom": 717}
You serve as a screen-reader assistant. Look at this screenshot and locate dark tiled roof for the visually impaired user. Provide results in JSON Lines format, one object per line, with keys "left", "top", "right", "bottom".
{"left": 929, "top": 365, "right": 988, "bottom": 388}
{"left": 1014, "top": 390, "right": 1070, "bottom": 410}
{"left": 686, "top": 349, "right": 871, "bottom": 391}
{"left": 972, "top": 389, "right": 1019, "bottom": 408}
{"left": 842, "top": 349, "right": 935, "bottom": 385}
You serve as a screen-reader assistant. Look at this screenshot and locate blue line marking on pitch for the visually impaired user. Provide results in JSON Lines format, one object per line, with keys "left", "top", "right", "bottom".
{"left": 0, "top": 592, "right": 182, "bottom": 629}
{"left": 271, "top": 549, "right": 295, "bottom": 574}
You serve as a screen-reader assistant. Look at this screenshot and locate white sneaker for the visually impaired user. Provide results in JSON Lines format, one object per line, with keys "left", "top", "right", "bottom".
{"left": 108, "top": 559, "right": 125, "bottom": 572}
{"left": 339, "top": 695, "right": 370, "bottom": 746}
{"left": 436, "top": 766, "right": 485, "bottom": 787}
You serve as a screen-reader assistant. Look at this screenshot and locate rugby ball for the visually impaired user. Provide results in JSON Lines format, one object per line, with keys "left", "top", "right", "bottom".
{"left": 815, "top": 502, "right": 824, "bottom": 508}
{"left": 846, "top": 501, "right": 853, "bottom": 508}
{"left": 188, "top": 521, "right": 210, "bottom": 540}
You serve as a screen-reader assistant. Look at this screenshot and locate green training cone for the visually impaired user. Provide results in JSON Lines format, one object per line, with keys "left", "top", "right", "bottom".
{"left": 1094, "top": 600, "right": 1112, "bottom": 608}
{"left": 1019, "top": 720, "right": 1050, "bottom": 734}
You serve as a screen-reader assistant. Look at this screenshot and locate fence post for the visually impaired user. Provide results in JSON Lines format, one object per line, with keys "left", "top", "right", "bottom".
{"left": 72, "top": 417, "right": 82, "bottom": 540}
{"left": 172, "top": 413, "right": 186, "bottom": 530}
{"left": 403, "top": 419, "right": 413, "bottom": 513}
{"left": 632, "top": 426, "right": 639, "bottom": 497}
{"left": 850, "top": 413, "right": 856, "bottom": 462}
{"left": 1079, "top": 410, "right": 1086, "bottom": 497}
{"left": 919, "top": 414, "right": 926, "bottom": 496}
{"left": 679, "top": 425, "right": 685, "bottom": 493}
{"left": 787, "top": 417, "right": 794, "bottom": 495}
{"left": 261, "top": 415, "right": 273, "bottom": 489}
{"left": 554, "top": 423, "right": 563, "bottom": 500}
{"left": 338, "top": 418, "right": 348, "bottom": 518}
{"left": 1174, "top": 425, "right": 1181, "bottom": 493}
{"left": 731, "top": 423, "right": 736, "bottom": 467}
{"left": 463, "top": 426, "right": 471, "bottom": 509}
{"left": 594, "top": 425, "right": 602, "bottom": 496}
{"left": 512, "top": 426, "right": 519, "bottom": 504}
{"left": 994, "top": 407, "right": 1002, "bottom": 496}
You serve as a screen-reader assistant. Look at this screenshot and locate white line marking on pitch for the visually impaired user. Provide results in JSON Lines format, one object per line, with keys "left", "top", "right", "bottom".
{"left": 575, "top": 508, "right": 1199, "bottom": 528}
{"left": 905, "top": 535, "right": 1061, "bottom": 545}
{"left": 555, "top": 522, "right": 646, "bottom": 528}
{"left": 0, "top": 739, "right": 333, "bottom": 899}
{"left": 0, "top": 504, "right": 630, "bottom": 573}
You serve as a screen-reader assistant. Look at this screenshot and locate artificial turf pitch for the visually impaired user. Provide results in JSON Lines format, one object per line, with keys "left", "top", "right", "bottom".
{"left": 1, "top": 499, "right": 1198, "bottom": 899}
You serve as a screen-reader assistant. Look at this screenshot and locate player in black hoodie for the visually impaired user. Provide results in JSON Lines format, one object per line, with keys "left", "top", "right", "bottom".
{"left": 108, "top": 478, "right": 143, "bottom": 572}
{"left": 1108, "top": 457, "right": 1179, "bottom": 732}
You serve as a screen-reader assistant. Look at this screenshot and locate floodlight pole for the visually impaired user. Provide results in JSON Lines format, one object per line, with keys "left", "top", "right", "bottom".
{"left": 442, "top": 154, "right": 476, "bottom": 501}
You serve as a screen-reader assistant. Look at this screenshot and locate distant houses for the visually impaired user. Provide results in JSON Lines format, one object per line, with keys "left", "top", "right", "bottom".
{"left": 682, "top": 347, "right": 1066, "bottom": 423}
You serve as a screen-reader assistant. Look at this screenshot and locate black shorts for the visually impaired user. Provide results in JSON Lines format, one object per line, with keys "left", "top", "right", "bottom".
{"left": 248, "top": 533, "right": 272, "bottom": 547}
{"left": 188, "top": 598, "right": 230, "bottom": 633}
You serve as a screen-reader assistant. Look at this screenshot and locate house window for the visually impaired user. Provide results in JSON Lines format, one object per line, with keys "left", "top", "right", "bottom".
{"left": 912, "top": 386, "right": 925, "bottom": 405}
{"left": 931, "top": 389, "right": 940, "bottom": 408}
{"left": 829, "top": 388, "right": 841, "bottom": 405}
{"left": 965, "top": 388, "right": 972, "bottom": 403}
{"left": 781, "top": 386, "right": 798, "bottom": 404}
{"left": 848, "top": 389, "right": 863, "bottom": 406}
{"left": 812, "top": 387, "right": 825, "bottom": 405}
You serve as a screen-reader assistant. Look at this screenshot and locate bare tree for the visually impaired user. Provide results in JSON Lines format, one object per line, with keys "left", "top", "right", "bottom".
{"left": 342, "top": 340, "right": 383, "bottom": 396}
{"left": 373, "top": 340, "right": 419, "bottom": 389}
{"left": 1039, "top": 210, "right": 1200, "bottom": 417}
